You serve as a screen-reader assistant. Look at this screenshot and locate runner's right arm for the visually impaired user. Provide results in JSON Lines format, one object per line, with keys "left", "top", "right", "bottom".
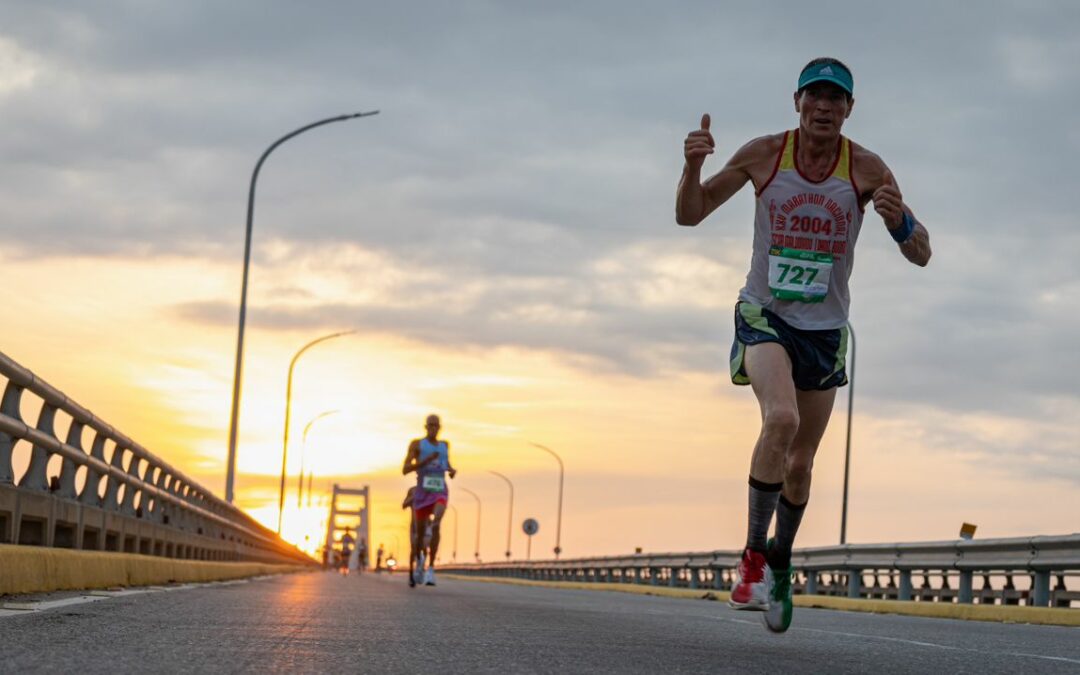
{"left": 675, "top": 114, "right": 776, "bottom": 226}
{"left": 402, "top": 441, "right": 439, "bottom": 475}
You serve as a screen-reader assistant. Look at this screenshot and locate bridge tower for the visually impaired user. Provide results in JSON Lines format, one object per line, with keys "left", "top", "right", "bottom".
{"left": 324, "top": 484, "right": 370, "bottom": 567}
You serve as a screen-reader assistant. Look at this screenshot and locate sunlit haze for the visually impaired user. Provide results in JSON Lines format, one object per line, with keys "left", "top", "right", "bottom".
{"left": 2, "top": 1, "right": 1078, "bottom": 562}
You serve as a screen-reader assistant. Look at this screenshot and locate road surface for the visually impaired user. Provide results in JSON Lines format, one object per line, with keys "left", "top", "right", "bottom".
{"left": 1, "top": 570, "right": 1077, "bottom": 673}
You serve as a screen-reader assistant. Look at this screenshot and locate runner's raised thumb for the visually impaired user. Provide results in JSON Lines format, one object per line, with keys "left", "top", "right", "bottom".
{"left": 701, "top": 113, "right": 711, "bottom": 131}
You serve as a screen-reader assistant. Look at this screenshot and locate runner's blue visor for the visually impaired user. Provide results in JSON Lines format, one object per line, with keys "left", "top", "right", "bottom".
{"left": 797, "top": 62, "right": 853, "bottom": 95}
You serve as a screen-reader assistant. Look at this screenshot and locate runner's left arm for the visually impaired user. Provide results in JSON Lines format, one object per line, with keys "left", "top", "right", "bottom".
{"left": 897, "top": 217, "right": 931, "bottom": 267}
{"left": 446, "top": 442, "right": 457, "bottom": 478}
{"left": 869, "top": 162, "right": 932, "bottom": 267}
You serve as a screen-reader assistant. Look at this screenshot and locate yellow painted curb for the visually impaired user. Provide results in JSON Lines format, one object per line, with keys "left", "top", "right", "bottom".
{"left": 0, "top": 544, "right": 309, "bottom": 595}
{"left": 442, "top": 574, "right": 1080, "bottom": 627}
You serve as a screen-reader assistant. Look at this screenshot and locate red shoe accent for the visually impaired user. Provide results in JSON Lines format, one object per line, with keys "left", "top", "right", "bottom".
{"left": 730, "top": 548, "right": 768, "bottom": 607}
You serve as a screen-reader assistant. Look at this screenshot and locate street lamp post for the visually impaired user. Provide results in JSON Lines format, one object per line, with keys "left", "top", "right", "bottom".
{"left": 840, "top": 322, "right": 856, "bottom": 545}
{"left": 459, "top": 486, "right": 482, "bottom": 562}
{"left": 529, "top": 442, "right": 564, "bottom": 559}
{"left": 298, "top": 410, "right": 339, "bottom": 508}
{"left": 447, "top": 504, "right": 459, "bottom": 562}
{"left": 489, "top": 470, "right": 514, "bottom": 559}
{"left": 224, "top": 110, "right": 379, "bottom": 504}
{"left": 278, "top": 331, "right": 355, "bottom": 534}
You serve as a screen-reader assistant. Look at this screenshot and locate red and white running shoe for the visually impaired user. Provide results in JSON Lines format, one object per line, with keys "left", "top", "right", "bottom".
{"left": 729, "top": 548, "right": 773, "bottom": 610}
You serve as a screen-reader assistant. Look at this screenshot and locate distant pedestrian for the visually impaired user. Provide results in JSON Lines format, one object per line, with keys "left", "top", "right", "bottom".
{"left": 356, "top": 538, "right": 368, "bottom": 574}
{"left": 347, "top": 531, "right": 361, "bottom": 574}
{"left": 340, "top": 531, "right": 355, "bottom": 574}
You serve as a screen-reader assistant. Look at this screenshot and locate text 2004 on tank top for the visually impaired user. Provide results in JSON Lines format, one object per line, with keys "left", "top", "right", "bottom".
{"left": 738, "top": 130, "right": 864, "bottom": 330}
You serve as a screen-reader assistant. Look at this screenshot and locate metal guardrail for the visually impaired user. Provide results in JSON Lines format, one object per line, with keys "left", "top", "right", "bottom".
{"left": 442, "top": 535, "right": 1080, "bottom": 608}
{"left": 0, "top": 350, "right": 311, "bottom": 564}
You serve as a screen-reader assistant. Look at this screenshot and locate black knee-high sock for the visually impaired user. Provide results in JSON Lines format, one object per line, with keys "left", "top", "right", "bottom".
{"left": 746, "top": 476, "right": 783, "bottom": 553}
{"left": 769, "top": 494, "right": 807, "bottom": 569}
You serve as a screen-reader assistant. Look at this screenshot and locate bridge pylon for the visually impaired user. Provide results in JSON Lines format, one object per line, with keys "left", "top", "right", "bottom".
{"left": 324, "top": 484, "right": 370, "bottom": 568}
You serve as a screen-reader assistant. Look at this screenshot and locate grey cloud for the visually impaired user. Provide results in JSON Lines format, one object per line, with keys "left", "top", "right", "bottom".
{"left": 846, "top": 227, "right": 1080, "bottom": 418}
{"left": 173, "top": 291, "right": 726, "bottom": 379}
{"left": 5, "top": 1, "right": 1076, "bottom": 257}
{"left": 906, "top": 412, "right": 1080, "bottom": 487}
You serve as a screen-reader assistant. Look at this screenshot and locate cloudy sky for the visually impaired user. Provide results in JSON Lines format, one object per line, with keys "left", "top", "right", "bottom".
{"left": 1, "top": 1, "right": 1077, "bottom": 559}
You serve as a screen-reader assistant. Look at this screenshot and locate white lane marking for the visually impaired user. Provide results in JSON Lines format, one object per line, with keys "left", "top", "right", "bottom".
{"left": 769, "top": 622, "right": 1080, "bottom": 666}
{"left": 1010, "top": 653, "right": 1080, "bottom": 665}
{"left": 583, "top": 587, "right": 1080, "bottom": 666}
{"left": 630, "top": 604, "right": 1080, "bottom": 665}
{"left": 2, "top": 596, "right": 109, "bottom": 612}
{"left": 157, "top": 584, "right": 200, "bottom": 592}
{"left": 87, "top": 589, "right": 156, "bottom": 597}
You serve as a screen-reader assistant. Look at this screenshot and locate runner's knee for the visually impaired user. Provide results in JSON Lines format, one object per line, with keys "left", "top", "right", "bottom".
{"left": 763, "top": 407, "right": 800, "bottom": 441}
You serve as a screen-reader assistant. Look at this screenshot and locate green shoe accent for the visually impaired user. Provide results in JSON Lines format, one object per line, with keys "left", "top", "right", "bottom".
{"left": 764, "top": 567, "right": 794, "bottom": 633}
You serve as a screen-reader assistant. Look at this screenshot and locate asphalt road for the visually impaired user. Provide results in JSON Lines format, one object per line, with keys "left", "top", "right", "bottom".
{"left": 1, "top": 571, "right": 1078, "bottom": 674}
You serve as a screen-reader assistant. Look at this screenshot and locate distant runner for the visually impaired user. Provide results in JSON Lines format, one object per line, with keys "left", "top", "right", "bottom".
{"left": 675, "top": 57, "right": 931, "bottom": 632}
{"left": 402, "top": 414, "right": 457, "bottom": 587}
{"left": 356, "top": 537, "right": 368, "bottom": 574}
{"left": 340, "top": 530, "right": 355, "bottom": 575}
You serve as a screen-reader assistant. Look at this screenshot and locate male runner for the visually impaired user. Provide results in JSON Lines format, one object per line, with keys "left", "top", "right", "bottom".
{"left": 402, "top": 414, "right": 457, "bottom": 587}
{"left": 675, "top": 58, "right": 931, "bottom": 632}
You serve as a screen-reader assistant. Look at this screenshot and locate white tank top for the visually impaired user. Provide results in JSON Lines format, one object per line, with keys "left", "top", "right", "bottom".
{"left": 739, "top": 130, "right": 864, "bottom": 330}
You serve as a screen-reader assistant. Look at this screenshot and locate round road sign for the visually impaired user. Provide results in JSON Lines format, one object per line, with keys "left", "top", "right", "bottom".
{"left": 522, "top": 518, "right": 539, "bottom": 536}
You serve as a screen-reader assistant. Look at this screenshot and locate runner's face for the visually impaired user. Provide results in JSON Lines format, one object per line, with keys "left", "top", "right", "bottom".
{"left": 425, "top": 419, "right": 440, "bottom": 439}
{"left": 794, "top": 82, "right": 852, "bottom": 139}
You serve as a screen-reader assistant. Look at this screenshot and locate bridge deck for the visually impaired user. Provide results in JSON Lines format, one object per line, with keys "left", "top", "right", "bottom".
{"left": 2, "top": 570, "right": 1077, "bottom": 673}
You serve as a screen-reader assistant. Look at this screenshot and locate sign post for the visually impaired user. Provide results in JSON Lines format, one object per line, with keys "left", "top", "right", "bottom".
{"left": 522, "top": 518, "right": 539, "bottom": 561}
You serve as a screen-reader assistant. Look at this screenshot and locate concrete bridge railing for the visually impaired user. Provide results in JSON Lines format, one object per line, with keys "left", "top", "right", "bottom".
{"left": 0, "top": 350, "right": 310, "bottom": 565}
{"left": 442, "top": 534, "right": 1080, "bottom": 608}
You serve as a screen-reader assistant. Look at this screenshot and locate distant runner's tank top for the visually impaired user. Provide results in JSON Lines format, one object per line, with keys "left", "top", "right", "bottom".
{"left": 739, "top": 130, "right": 864, "bottom": 330}
{"left": 416, "top": 438, "right": 448, "bottom": 494}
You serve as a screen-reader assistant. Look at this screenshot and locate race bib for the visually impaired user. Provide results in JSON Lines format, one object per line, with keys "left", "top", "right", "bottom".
{"left": 422, "top": 475, "right": 446, "bottom": 492}
{"left": 768, "top": 246, "right": 832, "bottom": 303}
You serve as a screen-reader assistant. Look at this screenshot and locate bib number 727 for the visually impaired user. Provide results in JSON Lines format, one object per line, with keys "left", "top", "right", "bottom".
{"left": 767, "top": 246, "right": 832, "bottom": 303}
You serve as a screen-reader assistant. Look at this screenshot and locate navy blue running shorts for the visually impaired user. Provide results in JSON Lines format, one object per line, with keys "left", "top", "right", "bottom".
{"left": 729, "top": 301, "right": 849, "bottom": 391}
